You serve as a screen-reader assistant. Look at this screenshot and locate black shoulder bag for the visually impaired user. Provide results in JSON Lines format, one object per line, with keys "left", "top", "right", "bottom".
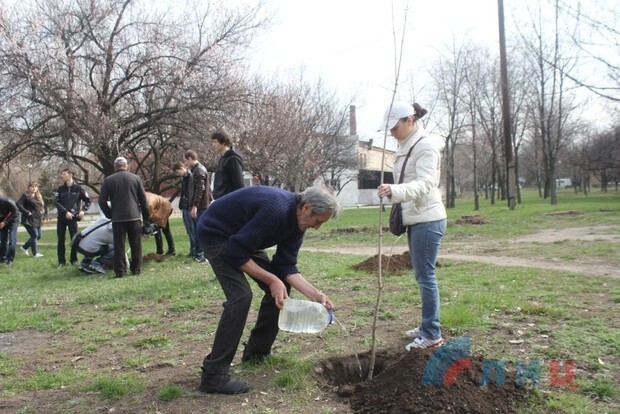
{"left": 389, "top": 137, "right": 425, "bottom": 236}
{"left": 70, "top": 219, "right": 111, "bottom": 248}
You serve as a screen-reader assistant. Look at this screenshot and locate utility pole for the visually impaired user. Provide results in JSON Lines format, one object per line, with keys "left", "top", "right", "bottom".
{"left": 498, "top": 0, "right": 516, "bottom": 209}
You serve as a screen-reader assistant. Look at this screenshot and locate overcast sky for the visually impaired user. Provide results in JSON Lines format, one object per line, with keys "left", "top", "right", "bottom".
{"left": 248, "top": 0, "right": 502, "bottom": 137}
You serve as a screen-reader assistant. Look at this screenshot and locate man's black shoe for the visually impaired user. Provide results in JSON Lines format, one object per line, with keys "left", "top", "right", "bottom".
{"left": 166, "top": 251, "right": 176, "bottom": 256}
{"left": 199, "top": 372, "right": 250, "bottom": 394}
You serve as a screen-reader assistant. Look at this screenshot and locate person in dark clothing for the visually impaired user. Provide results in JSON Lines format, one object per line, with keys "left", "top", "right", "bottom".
{"left": 183, "top": 150, "right": 210, "bottom": 263}
{"left": 16, "top": 182, "right": 45, "bottom": 257}
{"left": 98, "top": 157, "right": 151, "bottom": 278}
{"left": 55, "top": 168, "right": 91, "bottom": 267}
{"left": 195, "top": 186, "right": 341, "bottom": 394}
{"left": 0, "top": 196, "right": 20, "bottom": 266}
{"left": 172, "top": 162, "right": 195, "bottom": 258}
{"left": 210, "top": 129, "right": 244, "bottom": 199}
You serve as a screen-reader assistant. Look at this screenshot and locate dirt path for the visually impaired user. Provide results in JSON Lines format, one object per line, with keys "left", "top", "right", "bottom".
{"left": 303, "top": 225, "right": 620, "bottom": 278}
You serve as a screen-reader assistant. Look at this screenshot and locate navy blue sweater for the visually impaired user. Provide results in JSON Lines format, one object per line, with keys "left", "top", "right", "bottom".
{"left": 197, "top": 186, "right": 304, "bottom": 279}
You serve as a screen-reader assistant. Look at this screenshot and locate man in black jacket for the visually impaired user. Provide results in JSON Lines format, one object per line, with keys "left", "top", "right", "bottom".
{"left": 55, "top": 168, "right": 91, "bottom": 267}
{"left": 183, "top": 150, "right": 210, "bottom": 263}
{"left": 0, "top": 196, "right": 20, "bottom": 266}
{"left": 210, "top": 129, "right": 244, "bottom": 200}
{"left": 98, "top": 157, "right": 151, "bottom": 277}
{"left": 172, "top": 162, "right": 194, "bottom": 258}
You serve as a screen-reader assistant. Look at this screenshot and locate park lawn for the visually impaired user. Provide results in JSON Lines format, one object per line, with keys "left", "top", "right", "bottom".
{"left": 0, "top": 188, "right": 619, "bottom": 413}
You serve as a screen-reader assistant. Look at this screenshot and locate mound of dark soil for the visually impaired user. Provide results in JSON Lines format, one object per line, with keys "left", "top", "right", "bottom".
{"left": 143, "top": 252, "right": 166, "bottom": 263}
{"left": 352, "top": 252, "right": 412, "bottom": 274}
{"left": 455, "top": 215, "right": 489, "bottom": 225}
{"left": 545, "top": 210, "right": 583, "bottom": 216}
{"left": 318, "top": 346, "right": 527, "bottom": 414}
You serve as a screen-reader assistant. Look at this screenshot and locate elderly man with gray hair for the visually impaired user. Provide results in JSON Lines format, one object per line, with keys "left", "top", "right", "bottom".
{"left": 195, "top": 185, "right": 341, "bottom": 394}
{"left": 98, "top": 157, "right": 151, "bottom": 278}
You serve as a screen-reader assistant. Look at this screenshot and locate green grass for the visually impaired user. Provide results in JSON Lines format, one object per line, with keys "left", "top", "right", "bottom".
{"left": 88, "top": 373, "right": 145, "bottom": 399}
{"left": 0, "top": 188, "right": 619, "bottom": 413}
{"left": 158, "top": 384, "right": 183, "bottom": 401}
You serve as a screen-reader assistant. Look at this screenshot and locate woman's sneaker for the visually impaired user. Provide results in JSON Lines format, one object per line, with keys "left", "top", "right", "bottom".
{"left": 34, "top": 253, "right": 44, "bottom": 258}
{"left": 405, "top": 327, "right": 421, "bottom": 338}
{"left": 405, "top": 336, "right": 444, "bottom": 351}
{"left": 20, "top": 246, "right": 30, "bottom": 256}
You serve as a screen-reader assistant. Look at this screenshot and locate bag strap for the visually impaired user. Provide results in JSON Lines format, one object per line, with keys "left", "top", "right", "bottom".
{"left": 397, "top": 136, "right": 425, "bottom": 184}
{"left": 80, "top": 219, "right": 111, "bottom": 238}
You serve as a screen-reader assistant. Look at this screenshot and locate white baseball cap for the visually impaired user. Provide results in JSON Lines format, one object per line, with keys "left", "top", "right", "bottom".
{"left": 379, "top": 101, "right": 416, "bottom": 130}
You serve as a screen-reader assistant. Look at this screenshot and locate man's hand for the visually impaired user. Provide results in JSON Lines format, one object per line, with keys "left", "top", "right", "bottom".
{"left": 268, "top": 278, "right": 289, "bottom": 310}
{"left": 190, "top": 206, "right": 198, "bottom": 219}
{"left": 65, "top": 211, "right": 73, "bottom": 220}
{"left": 314, "top": 291, "right": 334, "bottom": 311}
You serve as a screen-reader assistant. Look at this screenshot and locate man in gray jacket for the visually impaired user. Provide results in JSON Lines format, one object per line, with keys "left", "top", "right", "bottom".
{"left": 98, "top": 157, "right": 151, "bottom": 277}
{"left": 74, "top": 215, "right": 114, "bottom": 274}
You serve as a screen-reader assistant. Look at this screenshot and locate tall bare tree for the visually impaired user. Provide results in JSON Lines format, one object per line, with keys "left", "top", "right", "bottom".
{"left": 518, "top": 0, "right": 579, "bottom": 204}
{"left": 429, "top": 39, "right": 472, "bottom": 208}
{"left": 234, "top": 74, "right": 357, "bottom": 191}
{"left": 555, "top": 0, "right": 620, "bottom": 102}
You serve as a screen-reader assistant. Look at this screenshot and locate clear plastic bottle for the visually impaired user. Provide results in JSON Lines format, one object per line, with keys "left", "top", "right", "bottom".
{"left": 278, "top": 298, "right": 333, "bottom": 334}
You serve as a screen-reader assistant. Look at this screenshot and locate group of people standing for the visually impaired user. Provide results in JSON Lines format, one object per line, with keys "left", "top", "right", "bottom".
{"left": 0, "top": 128, "right": 246, "bottom": 275}
{"left": 171, "top": 130, "right": 245, "bottom": 263}
{"left": 0, "top": 181, "right": 49, "bottom": 265}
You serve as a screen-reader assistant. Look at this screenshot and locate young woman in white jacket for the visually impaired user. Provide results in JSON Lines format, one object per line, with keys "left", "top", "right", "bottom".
{"left": 377, "top": 101, "right": 447, "bottom": 350}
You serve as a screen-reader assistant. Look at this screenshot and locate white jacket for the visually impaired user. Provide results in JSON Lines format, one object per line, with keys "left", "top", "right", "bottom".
{"left": 389, "top": 126, "right": 447, "bottom": 226}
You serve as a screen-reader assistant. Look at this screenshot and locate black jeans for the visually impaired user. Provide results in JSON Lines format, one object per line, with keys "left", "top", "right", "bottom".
{"left": 154, "top": 220, "right": 175, "bottom": 254}
{"left": 201, "top": 246, "right": 290, "bottom": 375}
{"left": 57, "top": 218, "right": 78, "bottom": 265}
{"left": 112, "top": 220, "right": 142, "bottom": 276}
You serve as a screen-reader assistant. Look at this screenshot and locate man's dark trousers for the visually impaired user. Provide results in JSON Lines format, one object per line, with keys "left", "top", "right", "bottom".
{"left": 112, "top": 220, "right": 142, "bottom": 276}
{"left": 201, "top": 247, "right": 291, "bottom": 374}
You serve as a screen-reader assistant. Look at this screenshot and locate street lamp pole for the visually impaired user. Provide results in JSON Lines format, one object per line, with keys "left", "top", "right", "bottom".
{"left": 28, "top": 163, "right": 33, "bottom": 182}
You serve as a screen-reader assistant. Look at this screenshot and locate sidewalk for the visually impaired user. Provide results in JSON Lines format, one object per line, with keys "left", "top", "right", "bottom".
{"left": 17, "top": 211, "right": 183, "bottom": 233}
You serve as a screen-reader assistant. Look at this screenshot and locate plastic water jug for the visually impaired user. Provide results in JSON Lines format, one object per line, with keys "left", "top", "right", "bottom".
{"left": 278, "top": 298, "right": 334, "bottom": 334}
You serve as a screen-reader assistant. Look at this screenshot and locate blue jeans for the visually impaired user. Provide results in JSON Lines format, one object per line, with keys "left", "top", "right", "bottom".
{"left": 0, "top": 221, "right": 19, "bottom": 263}
{"left": 22, "top": 225, "right": 42, "bottom": 255}
{"left": 408, "top": 218, "right": 447, "bottom": 341}
{"left": 78, "top": 244, "right": 114, "bottom": 267}
{"left": 182, "top": 209, "right": 206, "bottom": 259}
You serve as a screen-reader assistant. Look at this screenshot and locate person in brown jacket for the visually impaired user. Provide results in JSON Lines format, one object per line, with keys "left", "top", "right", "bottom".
{"left": 145, "top": 192, "right": 176, "bottom": 256}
